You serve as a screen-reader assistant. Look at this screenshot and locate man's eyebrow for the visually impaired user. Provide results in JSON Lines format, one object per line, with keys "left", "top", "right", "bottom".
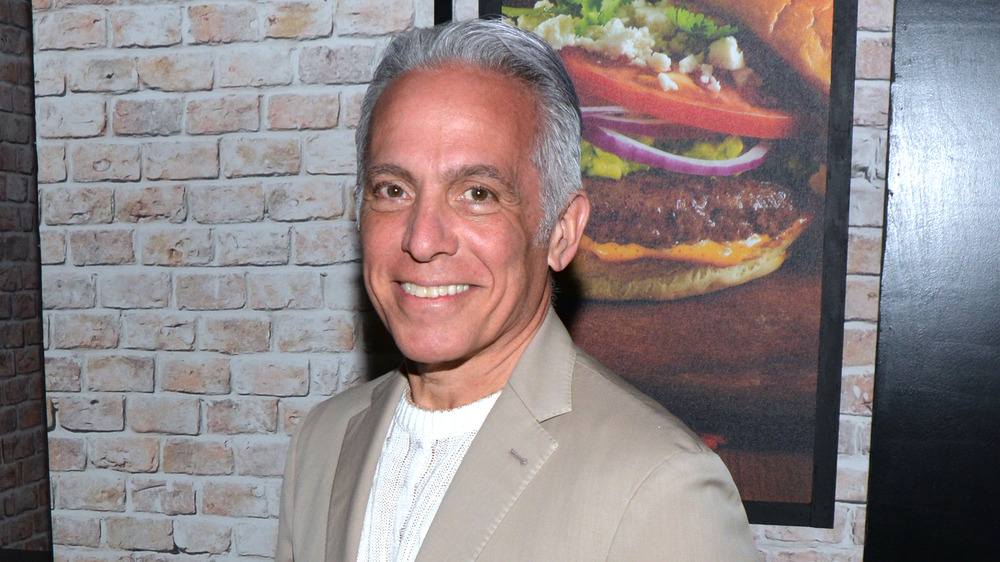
{"left": 444, "top": 164, "right": 519, "bottom": 194}
{"left": 366, "top": 164, "right": 414, "bottom": 184}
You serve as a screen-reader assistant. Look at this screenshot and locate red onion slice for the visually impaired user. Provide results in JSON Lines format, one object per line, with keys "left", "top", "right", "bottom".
{"left": 582, "top": 123, "right": 771, "bottom": 176}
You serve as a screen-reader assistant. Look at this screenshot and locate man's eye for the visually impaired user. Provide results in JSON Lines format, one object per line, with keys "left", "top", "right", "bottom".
{"left": 376, "top": 184, "right": 406, "bottom": 198}
{"left": 464, "top": 187, "right": 492, "bottom": 202}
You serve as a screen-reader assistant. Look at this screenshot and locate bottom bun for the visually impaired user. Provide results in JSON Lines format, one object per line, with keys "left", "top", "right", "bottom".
{"left": 569, "top": 227, "right": 804, "bottom": 301}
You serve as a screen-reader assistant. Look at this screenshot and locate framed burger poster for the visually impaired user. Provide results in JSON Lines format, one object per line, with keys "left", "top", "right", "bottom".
{"left": 463, "top": 0, "right": 856, "bottom": 526}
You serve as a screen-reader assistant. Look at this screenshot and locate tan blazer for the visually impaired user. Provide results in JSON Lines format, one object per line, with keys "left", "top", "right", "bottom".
{"left": 277, "top": 311, "right": 758, "bottom": 561}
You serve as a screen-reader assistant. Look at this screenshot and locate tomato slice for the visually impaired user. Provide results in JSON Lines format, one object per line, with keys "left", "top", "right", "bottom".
{"left": 561, "top": 47, "right": 797, "bottom": 139}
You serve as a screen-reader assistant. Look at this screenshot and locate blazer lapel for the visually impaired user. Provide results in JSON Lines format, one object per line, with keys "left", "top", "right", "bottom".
{"left": 326, "top": 372, "right": 408, "bottom": 561}
{"left": 415, "top": 310, "right": 577, "bottom": 561}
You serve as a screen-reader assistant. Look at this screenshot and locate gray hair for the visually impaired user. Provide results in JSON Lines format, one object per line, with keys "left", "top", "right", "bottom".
{"left": 354, "top": 18, "right": 583, "bottom": 238}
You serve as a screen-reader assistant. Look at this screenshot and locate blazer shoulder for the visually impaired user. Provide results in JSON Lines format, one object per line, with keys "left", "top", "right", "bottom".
{"left": 568, "top": 350, "right": 712, "bottom": 459}
{"left": 296, "top": 371, "right": 399, "bottom": 441}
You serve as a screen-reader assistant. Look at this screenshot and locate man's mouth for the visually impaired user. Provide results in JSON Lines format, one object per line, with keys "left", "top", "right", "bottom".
{"left": 400, "top": 283, "right": 471, "bottom": 298}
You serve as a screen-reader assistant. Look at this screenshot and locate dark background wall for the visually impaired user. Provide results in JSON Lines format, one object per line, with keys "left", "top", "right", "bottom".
{"left": 865, "top": 0, "right": 1000, "bottom": 557}
{"left": 0, "top": 0, "right": 51, "bottom": 552}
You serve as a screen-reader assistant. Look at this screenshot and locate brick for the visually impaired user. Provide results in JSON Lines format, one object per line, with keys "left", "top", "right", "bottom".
{"left": 201, "top": 480, "right": 278, "bottom": 518}
{"left": 855, "top": 32, "right": 893, "bottom": 81}
{"left": 853, "top": 80, "right": 890, "bottom": 127}
{"left": 105, "top": 515, "right": 174, "bottom": 551}
{"left": 121, "top": 311, "right": 196, "bottom": 351}
{"left": 762, "top": 503, "right": 849, "bottom": 543}
{"left": 33, "top": 55, "right": 66, "bottom": 97}
{"left": 115, "top": 184, "right": 187, "bottom": 223}
{"left": 234, "top": 518, "right": 279, "bottom": 557}
{"left": 187, "top": 3, "right": 259, "bottom": 44}
{"left": 55, "top": 394, "right": 124, "bottom": 431}
{"left": 308, "top": 355, "right": 342, "bottom": 396}
{"left": 86, "top": 355, "right": 155, "bottom": 392}
{"left": 851, "top": 126, "right": 887, "bottom": 182}
{"left": 303, "top": 130, "right": 356, "bottom": 174}
{"left": 130, "top": 478, "right": 196, "bottom": 515}
{"left": 34, "top": 10, "right": 105, "bottom": 50}
{"left": 44, "top": 355, "right": 83, "bottom": 392}
{"left": 47, "top": 436, "right": 86, "bottom": 471}
{"left": 145, "top": 140, "right": 219, "bottom": 180}
{"left": 206, "top": 398, "right": 278, "bottom": 434}
{"left": 336, "top": 0, "right": 414, "bottom": 36}
{"left": 234, "top": 437, "right": 287, "bottom": 477}
{"left": 35, "top": 96, "right": 106, "bottom": 138}
{"left": 841, "top": 372, "right": 874, "bottom": 415}
{"left": 50, "top": 311, "right": 120, "bottom": 349}
{"left": 844, "top": 275, "right": 881, "bottom": 322}
{"left": 219, "top": 47, "right": 293, "bottom": 88}
{"left": 159, "top": 354, "right": 231, "bottom": 394}
{"left": 162, "top": 438, "right": 234, "bottom": 475}
{"left": 341, "top": 86, "right": 367, "bottom": 128}
{"left": 186, "top": 93, "right": 260, "bottom": 135}
{"left": 128, "top": 394, "right": 200, "bottom": 435}
{"left": 266, "top": 176, "right": 346, "bottom": 221}
{"left": 231, "top": 356, "right": 308, "bottom": 397}
{"left": 846, "top": 227, "right": 883, "bottom": 275}
{"left": 89, "top": 435, "right": 158, "bottom": 472}
{"left": 174, "top": 517, "right": 232, "bottom": 554}
{"left": 843, "top": 322, "right": 877, "bottom": 367}
{"left": 200, "top": 315, "right": 270, "bottom": 353}
{"left": 138, "top": 227, "right": 213, "bottom": 266}
{"left": 189, "top": 182, "right": 264, "bottom": 223}
{"left": 69, "top": 229, "right": 134, "bottom": 265}
{"left": 836, "top": 456, "right": 869, "bottom": 503}
{"left": 848, "top": 179, "right": 885, "bottom": 227}
{"left": 40, "top": 230, "right": 67, "bottom": 264}
{"left": 37, "top": 144, "right": 67, "bottom": 183}
{"left": 299, "top": 44, "right": 380, "bottom": 84}
{"left": 274, "top": 312, "right": 355, "bottom": 353}
{"left": 176, "top": 272, "right": 246, "bottom": 311}
{"left": 266, "top": 91, "right": 339, "bottom": 130}
{"left": 858, "top": 0, "right": 894, "bottom": 31}
{"left": 247, "top": 271, "right": 322, "bottom": 310}
{"left": 838, "top": 415, "right": 872, "bottom": 457}
{"left": 67, "top": 55, "right": 138, "bottom": 94}
{"left": 41, "top": 186, "right": 113, "bottom": 225}
{"left": 51, "top": 513, "right": 100, "bottom": 547}
{"left": 216, "top": 227, "right": 290, "bottom": 266}
{"left": 42, "top": 272, "right": 97, "bottom": 309}
{"left": 220, "top": 136, "right": 300, "bottom": 178}
{"left": 263, "top": 2, "right": 332, "bottom": 39}
{"left": 138, "top": 52, "right": 214, "bottom": 92}
{"left": 293, "top": 221, "right": 360, "bottom": 265}
{"left": 70, "top": 143, "right": 141, "bottom": 182}
{"left": 111, "top": 7, "right": 182, "bottom": 48}
{"left": 113, "top": 97, "right": 183, "bottom": 136}
{"left": 54, "top": 472, "right": 125, "bottom": 511}
{"left": 98, "top": 271, "right": 170, "bottom": 309}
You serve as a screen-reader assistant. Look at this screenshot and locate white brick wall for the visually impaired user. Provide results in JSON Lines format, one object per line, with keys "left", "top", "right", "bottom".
{"left": 33, "top": 0, "right": 886, "bottom": 558}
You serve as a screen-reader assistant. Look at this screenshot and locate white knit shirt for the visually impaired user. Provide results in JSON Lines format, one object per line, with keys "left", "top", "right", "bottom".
{"left": 357, "top": 388, "right": 501, "bottom": 562}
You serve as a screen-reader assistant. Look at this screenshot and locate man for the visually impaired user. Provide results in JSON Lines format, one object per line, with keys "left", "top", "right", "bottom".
{"left": 277, "top": 18, "right": 757, "bottom": 561}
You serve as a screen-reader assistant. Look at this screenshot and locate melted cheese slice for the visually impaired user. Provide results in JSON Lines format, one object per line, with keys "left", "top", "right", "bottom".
{"left": 579, "top": 216, "right": 810, "bottom": 268}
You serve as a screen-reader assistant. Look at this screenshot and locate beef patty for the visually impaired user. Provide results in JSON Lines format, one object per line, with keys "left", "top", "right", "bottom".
{"left": 583, "top": 171, "right": 801, "bottom": 248}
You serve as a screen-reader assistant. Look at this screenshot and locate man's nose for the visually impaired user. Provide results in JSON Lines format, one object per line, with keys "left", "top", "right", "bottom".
{"left": 401, "top": 196, "right": 459, "bottom": 262}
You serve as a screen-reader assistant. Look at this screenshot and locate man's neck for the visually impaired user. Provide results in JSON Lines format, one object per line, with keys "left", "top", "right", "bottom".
{"left": 405, "top": 305, "right": 549, "bottom": 411}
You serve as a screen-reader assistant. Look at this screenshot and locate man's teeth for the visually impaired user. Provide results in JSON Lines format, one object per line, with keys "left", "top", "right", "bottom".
{"left": 401, "top": 283, "right": 470, "bottom": 298}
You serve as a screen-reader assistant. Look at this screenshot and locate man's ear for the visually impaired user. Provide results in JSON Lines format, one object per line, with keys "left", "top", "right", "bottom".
{"left": 547, "top": 191, "right": 590, "bottom": 272}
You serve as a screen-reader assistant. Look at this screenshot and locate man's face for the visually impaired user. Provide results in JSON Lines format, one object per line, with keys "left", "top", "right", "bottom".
{"left": 359, "top": 65, "right": 554, "bottom": 370}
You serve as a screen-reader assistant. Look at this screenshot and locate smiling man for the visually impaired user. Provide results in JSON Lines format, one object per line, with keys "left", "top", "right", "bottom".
{"left": 277, "top": 19, "right": 756, "bottom": 562}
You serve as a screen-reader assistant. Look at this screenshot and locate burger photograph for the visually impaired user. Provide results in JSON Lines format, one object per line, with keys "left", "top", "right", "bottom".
{"left": 483, "top": 0, "right": 850, "bottom": 524}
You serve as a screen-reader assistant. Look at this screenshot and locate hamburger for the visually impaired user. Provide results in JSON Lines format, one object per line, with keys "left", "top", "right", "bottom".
{"left": 507, "top": 0, "right": 831, "bottom": 301}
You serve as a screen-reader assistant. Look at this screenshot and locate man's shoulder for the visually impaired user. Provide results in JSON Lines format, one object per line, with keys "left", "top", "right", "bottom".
{"left": 560, "top": 349, "right": 711, "bottom": 460}
{"left": 296, "top": 370, "right": 398, "bottom": 438}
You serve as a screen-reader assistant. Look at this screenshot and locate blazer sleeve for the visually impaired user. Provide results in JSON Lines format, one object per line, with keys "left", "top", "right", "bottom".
{"left": 606, "top": 449, "right": 760, "bottom": 561}
{"left": 275, "top": 424, "right": 301, "bottom": 562}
